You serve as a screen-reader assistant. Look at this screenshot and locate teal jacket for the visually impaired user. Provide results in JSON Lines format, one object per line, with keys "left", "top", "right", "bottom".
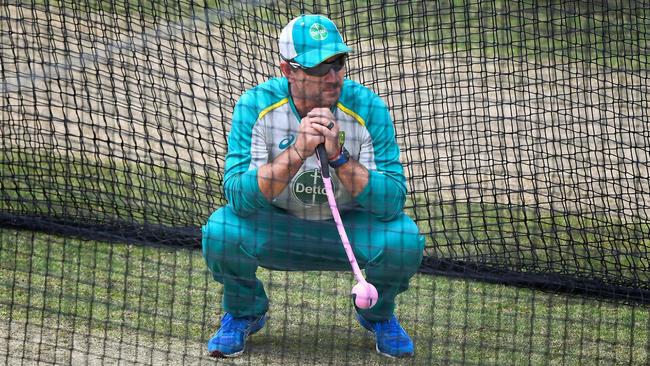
{"left": 223, "top": 77, "right": 406, "bottom": 221}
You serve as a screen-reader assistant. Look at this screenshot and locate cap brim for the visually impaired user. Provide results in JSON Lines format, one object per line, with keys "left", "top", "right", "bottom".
{"left": 293, "top": 43, "right": 352, "bottom": 68}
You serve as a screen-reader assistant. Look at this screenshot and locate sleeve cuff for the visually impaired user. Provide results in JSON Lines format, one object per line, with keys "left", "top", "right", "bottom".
{"left": 354, "top": 169, "right": 375, "bottom": 207}
{"left": 241, "top": 168, "right": 269, "bottom": 206}
{"left": 354, "top": 170, "right": 405, "bottom": 220}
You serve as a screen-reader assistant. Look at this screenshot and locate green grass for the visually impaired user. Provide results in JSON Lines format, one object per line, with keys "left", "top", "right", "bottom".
{"left": 0, "top": 149, "right": 222, "bottom": 228}
{"left": 407, "top": 198, "right": 650, "bottom": 287}
{"left": 2, "top": 148, "right": 648, "bottom": 297}
{"left": 1, "top": 228, "right": 648, "bottom": 365}
{"left": 222, "top": 0, "right": 649, "bottom": 71}
{"left": 26, "top": 0, "right": 650, "bottom": 71}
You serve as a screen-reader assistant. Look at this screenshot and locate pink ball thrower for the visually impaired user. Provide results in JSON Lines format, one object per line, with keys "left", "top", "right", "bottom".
{"left": 316, "top": 145, "right": 378, "bottom": 309}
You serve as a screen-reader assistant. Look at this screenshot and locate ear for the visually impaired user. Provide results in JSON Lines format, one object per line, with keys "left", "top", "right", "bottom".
{"left": 280, "top": 61, "right": 294, "bottom": 80}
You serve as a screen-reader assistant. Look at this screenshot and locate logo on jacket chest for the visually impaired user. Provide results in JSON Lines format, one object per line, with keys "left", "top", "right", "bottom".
{"left": 292, "top": 168, "right": 335, "bottom": 205}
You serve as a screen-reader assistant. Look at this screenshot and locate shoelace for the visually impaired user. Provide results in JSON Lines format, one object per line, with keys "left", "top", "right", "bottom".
{"left": 376, "top": 318, "right": 408, "bottom": 343}
{"left": 220, "top": 315, "right": 258, "bottom": 334}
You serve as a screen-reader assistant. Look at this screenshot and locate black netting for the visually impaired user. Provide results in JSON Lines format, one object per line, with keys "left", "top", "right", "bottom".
{"left": 1, "top": 1, "right": 649, "bottom": 364}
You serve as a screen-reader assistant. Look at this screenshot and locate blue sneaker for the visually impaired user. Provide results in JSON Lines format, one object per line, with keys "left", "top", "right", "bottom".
{"left": 356, "top": 313, "right": 414, "bottom": 358}
{"left": 207, "top": 313, "right": 267, "bottom": 358}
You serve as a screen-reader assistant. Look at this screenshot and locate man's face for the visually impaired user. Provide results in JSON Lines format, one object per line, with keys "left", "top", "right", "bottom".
{"left": 289, "top": 55, "right": 346, "bottom": 108}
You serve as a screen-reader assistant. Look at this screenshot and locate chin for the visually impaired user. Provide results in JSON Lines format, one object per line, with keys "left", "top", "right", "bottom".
{"left": 322, "top": 92, "right": 340, "bottom": 106}
{"left": 319, "top": 99, "right": 338, "bottom": 108}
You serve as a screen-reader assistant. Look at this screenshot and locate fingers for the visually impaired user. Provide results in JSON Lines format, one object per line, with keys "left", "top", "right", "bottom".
{"left": 310, "top": 123, "right": 340, "bottom": 160}
{"left": 307, "top": 108, "right": 336, "bottom": 131}
{"left": 296, "top": 109, "right": 340, "bottom": 159}
{"left": 310, "top": 120, "right": 339, "bottom": 146}
{"left": 307, "top": 107, "right": 333, "bottom": 119}
{"left": 295, "top": 121, "right": 325, "bottom": 158}
{"left": 301, "top": 111, "right": 338, "bottom": 140}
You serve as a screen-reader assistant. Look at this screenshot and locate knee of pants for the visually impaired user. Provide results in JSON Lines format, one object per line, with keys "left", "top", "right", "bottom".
{"left": 202, "top": 206, "right": 245, "bottom": 268}
{"left": 377, "top": 214, "right": 425, "bottom": 275}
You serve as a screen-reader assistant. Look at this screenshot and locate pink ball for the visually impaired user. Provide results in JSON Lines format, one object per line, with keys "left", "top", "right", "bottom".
{"left": 351, "top": 282, "right": 378, "bottom": 309}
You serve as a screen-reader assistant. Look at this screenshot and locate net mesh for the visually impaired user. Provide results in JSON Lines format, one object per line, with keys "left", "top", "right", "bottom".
{"left": 1, "top": 0, "right": 649, "bottom": 364}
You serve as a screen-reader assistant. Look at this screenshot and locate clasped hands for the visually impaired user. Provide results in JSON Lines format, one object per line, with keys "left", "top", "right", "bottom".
{"left": 293, "top": 108, "right": 341, "bottom": 161}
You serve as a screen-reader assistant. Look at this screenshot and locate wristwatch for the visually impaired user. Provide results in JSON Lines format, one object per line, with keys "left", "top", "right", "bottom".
{"left": 328, "top": 147, "right": 350, "bottom": 169}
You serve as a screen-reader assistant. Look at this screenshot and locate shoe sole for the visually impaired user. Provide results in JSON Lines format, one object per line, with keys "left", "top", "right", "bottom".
{"left": 210, "top": 349, "right": 245, "bottom": 359}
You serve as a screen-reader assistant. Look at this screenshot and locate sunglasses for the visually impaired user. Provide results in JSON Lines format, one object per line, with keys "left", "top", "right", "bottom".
{"left": 288, "top": 55, "right": 347, "bottom": 77}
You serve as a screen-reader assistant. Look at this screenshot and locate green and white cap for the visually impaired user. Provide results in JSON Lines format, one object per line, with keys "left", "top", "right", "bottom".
{"left": 279, "top": 14, "right": 352, "bottom": 68}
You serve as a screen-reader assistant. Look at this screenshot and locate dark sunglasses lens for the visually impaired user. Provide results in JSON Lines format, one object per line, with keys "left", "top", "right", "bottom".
{"left": 304, "top": 56, "right": 346, "bottom": 76}
{"left": 333, "top": 55, "right": 346, "bottom": 67}
{"left": 305, "top": 64, "right": 331, "bottom": 76}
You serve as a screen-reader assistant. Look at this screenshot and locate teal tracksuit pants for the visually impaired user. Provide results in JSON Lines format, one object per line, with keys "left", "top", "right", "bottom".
{"left": 202, "top": 204, "right": 424, "bottom": 322}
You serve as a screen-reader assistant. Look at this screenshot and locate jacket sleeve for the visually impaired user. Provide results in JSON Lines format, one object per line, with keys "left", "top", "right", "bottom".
{"left": 222, "top": 93, "right": 270, "bottom": 217}
{"left": 354, "top": 96, "right": 407, "bottom": 221}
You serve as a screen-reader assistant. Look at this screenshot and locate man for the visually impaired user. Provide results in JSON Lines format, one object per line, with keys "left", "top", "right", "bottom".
{"left": 202, "top": 14, "right": 424, "bottom": 359}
